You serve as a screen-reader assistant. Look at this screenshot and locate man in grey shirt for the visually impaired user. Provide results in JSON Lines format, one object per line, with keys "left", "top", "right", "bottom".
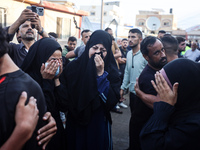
{"left": 184, "top": 42, "right": 200, "bottom": 61}
{"left": 66, "top": 29, "right": 92, "bottom": 59}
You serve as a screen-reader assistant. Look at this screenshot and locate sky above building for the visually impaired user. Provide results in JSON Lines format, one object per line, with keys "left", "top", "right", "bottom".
{"left": 71, "top": 0, "right": 200, "bottom": 30}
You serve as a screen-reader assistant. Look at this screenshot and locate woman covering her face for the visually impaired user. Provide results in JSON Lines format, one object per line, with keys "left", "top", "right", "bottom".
{"left": 21, "top": 38, "right": 66, "bottom": 150}
{"left": 140, "top": 58, "right": 200, "bottom": 150}
{"left": 57, "top": 30, "right": 121, "bottom": 150}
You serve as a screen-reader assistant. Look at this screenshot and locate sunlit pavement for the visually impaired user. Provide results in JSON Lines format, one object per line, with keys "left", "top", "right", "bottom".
{"left": 111, "top": 93, "right": 130, "bottom": 150}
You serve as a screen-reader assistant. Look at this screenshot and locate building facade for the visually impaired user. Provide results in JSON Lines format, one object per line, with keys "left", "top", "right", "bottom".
{"left": 135, "top": 9, "right": 177, "bottom": 36}
{"left": 0, "top": 0, "right": 88, "bottom": 46}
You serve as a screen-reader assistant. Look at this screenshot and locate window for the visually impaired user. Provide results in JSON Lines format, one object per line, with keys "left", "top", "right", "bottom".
{"left": 139, "top": 22, "right": 144, "bottom": 26}
{"left": 56, "top": 17, "right": 71, "bottom": 39}
{"left": 164, "top": 22, "right": 170, "bottom": 26}
{"left": 90, "top": 12, "right": 95, "bottom": 16}
{"left": 0, "top": 8, "right": 6, "bottom": 27}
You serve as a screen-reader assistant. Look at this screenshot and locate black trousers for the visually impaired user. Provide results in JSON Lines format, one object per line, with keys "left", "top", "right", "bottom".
{"left": 129, "top": 92, "right": 137, "bottom": 114}
{"left": 129, "top": 92, "right": 141, "bottom": 150}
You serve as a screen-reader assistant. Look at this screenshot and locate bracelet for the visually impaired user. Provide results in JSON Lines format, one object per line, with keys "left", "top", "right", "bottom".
{"left": 38, "top": 27, "right": 44, "bottom": 36}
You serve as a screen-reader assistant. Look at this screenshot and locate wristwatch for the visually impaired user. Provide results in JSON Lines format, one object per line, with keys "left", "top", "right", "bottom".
{"left": 38, "top": 27, "right": 44, "bottom": 36}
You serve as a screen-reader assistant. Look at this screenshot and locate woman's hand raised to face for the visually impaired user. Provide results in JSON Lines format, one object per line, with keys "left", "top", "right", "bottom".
{"left": 94, "top": 54, "right": 104, "bottom": 76}
{"left": 151, "top": 72, "right": 179, "bottom": 106}
{"left": 40, "top": 60, "right": 60, "bottom": 80}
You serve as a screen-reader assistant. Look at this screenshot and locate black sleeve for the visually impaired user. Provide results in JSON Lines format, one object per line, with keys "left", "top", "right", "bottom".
{"left": 140, "top": 102, "right": 200, "bottom": 150}
{"left": 4, "top": 26, "right": 15, "bottom": 42}
{"left": 105, "top": 73, "right": 121, "bottom": 110}
{"left": 41, "top": 79, "right": 57, "bottom": 114}
{"left": 54, "top": 84, "right": 69, "bottom": 112}
{"left": 139, "top": 73, "right": 157, "bottom": 96}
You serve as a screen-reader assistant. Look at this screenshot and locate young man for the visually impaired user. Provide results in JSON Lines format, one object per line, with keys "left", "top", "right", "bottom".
{"left": 120, "top": 29, "right": 147, "bottom": 113}
{"left": 119, "top": 29, "right": 147, "bottom": 149}
{"left": 116, "top": 38, "right": 129, "bottom": 109}
{"left": 118, "top": 38, "right": 129, "bottom": 84}
{"left": 176, "top": 37, "right": 186, "bottom": 58}
{"left": 66, "top": 29, "right": 92, "bottom": 59}
{"left": 62, "top": 36, "right": 77, "bottom": 60}
{"left": 0, "top": 26, "right": 50, "bottom": 150}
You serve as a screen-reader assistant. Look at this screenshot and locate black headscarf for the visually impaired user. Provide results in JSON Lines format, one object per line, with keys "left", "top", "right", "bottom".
{"left": 21, "top": 38, "right": 62, "bottom": 84}
{"left": 62, "top": 30, "right": 120, "bottom": 125}
{"left": 21, "top": 38, "right": 62, "bottom": 114}
{"left": 160, "top": 58, "right": 200, "bottom": 122}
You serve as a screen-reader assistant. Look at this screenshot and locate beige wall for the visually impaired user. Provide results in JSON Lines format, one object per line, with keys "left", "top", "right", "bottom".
{"left": 0, "top": 0, "right": 81, "bottom": 47}
{"left": 135, "top": 13, "right": 177, "bottom": 35}
{"left": 44, "top": 9, "right": 80, "bottom": 38}
{"left": 43, "top": 9, "right": 81, "bottom": 48}
{"left": 0, "top": 0, "right": 29, "bottom": 26}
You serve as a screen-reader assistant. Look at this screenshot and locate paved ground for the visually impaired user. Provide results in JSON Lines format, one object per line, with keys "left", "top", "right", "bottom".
{"left": 111, "top": 93, "right": 130, "bottom": 150}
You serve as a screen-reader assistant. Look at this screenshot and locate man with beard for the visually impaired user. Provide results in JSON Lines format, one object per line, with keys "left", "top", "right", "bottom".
{"left": 119, "top": 29, "right": 147, "bottom": 149}
{"left": 118, "top": 38, "right": 129, "bottom": 84}
{"left": 176, "top": 37, "right": 186, "bottom": 58}
{"left": 129, "top": 36, "right": 167, "bottom": 150}
{"left": 7, "top": 9, "right": 49, "bottom": 67}
{"left": 120, "top": 29, "right": 147, "bottom": 113}
{"left": 134, "top": 35, "right": 179, "bottom": 109}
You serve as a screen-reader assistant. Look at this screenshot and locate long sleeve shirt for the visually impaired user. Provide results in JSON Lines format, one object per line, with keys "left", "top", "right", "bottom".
{"left": 120, "top": 50, "right": 147, "bottom": 94}
{"left": 97, "top": 71, "right": 109, "bottom": 103}
{"left": 140, "top": 102, "right": 200, "bottom": 150}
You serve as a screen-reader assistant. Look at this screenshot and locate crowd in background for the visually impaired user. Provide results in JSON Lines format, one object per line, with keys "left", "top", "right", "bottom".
{"left": 1, "top": 8, "right": 200, "bottom": 150}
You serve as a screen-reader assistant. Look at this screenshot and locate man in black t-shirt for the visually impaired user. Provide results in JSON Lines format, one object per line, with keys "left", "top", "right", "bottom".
{"left": 0, "top": 26, "right": 47, "bottom": 149}
{"left": 129, "top": 36, "right": 167, "bottom": 150}
{"left": 0, "top": 27, "right": 57, "bottom": 150}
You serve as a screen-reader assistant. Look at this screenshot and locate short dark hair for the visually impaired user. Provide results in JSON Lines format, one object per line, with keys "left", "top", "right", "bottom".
{"left": 129, "top": 28, "right": 143, "bottom": 39}
{"left": 163, "top": 33, "right": 171, "bottom": 37}
{"left": 48, "top": 32, "right": 58, "bottom": 38}
{"left": 158, "top": 30, "right": 166, "bottom": 34}
{"left": 176, "top": 37, "right": 185, "bottom": 44}
{"left": 140, "top": 36, "right": 157, "bottom": 56}
{"left": 81, "top": 29, "right": 90, "bottom": 36}
{"left": 161, "top": 36, "right": 178, "bottom": 56}
{"left": 121, "top": 38, "right": 128, "bottom": 42}
{"left": 105, "top": 27, "right": 112, "bottom": 32}
{"left": 0, "top": 26, "right": 9, "bottom": 58}
{"left": 68, "top": 36, "right": 77, "bottom": 42}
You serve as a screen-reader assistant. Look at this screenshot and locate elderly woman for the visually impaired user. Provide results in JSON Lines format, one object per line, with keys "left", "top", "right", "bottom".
{"left": 140, "top": 58, "right": 200, "bottom": 150}
{"left": 55, "top": 30, "right": 120, "bottom": 150}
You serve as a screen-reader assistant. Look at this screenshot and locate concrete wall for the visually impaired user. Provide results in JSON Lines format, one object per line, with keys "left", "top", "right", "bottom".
{"left": 0, "top": 0, "right": 82, "bottom": 47}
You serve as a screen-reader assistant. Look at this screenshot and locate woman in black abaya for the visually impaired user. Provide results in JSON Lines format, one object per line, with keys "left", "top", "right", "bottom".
{"left": 140, "top": 58, "right": 200, "bottom": 150}
{"left": 21, "top": 38, "right": 66, "bottom": 150}
{"left": 56, "top": 30, "right": 121, "bottom": 150}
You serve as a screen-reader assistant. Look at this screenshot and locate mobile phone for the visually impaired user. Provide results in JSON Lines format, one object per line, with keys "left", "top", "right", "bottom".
{"left": 26, "top": 5, "right": 44, "bottom": 16}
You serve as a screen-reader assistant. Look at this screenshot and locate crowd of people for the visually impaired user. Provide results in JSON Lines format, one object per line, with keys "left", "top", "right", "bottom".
{"left": 1, "top": 8, "right": 200, "bottom": 150}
